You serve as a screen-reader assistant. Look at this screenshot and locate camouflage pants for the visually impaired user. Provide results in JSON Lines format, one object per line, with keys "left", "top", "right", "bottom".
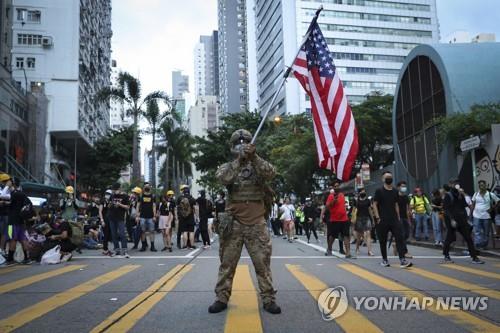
{"left": 215, "top": 219, "right": 276, "bottom": 304}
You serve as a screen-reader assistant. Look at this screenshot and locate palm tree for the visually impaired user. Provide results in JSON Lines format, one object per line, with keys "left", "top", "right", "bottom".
{"left": 97, "top": 72, "right": 169, "bottom": 183}
{"left": 142, "top": 98, "right": 178, "bottom": 188}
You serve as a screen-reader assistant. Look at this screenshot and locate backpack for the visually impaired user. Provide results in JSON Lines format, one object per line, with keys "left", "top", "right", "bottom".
{"left": 68, "top": 221, "right": 84, "bottom": 246}
{"left": 178, "top": 196, "right": 193, "bottom": 218}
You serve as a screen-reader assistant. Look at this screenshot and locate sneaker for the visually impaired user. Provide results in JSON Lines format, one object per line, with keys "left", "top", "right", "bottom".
{"left": 169, "top": 247, "right": 173, "bottom": 253}
{"left": 345, "top": 254, "right": 356, "bottom": 259}
{"left": 161, "top": 247, "right": 168, "bottom": 252}
{"left": 282, "top": 236, "right": 287, "bottom": 240}
{"left": 208, "top": 301, "right": 228, "bottom": 313}
{"left": 108, "top": 251, "right": 116, "bottom": 257}
{"left": 471, "top": 258, "right": 485, "bottom": 264}
{"left": 263, "top": 302, "right": 282, "bottom": 314}
{"left": 189, "top": 246, "right": 197, "bottom": 250}
{"left": 4, "top": 260, "right": 16, "bottom": 267}
{"left": 150, "top": 247, "right": 158, "bottom": 252}
{"left": 380, "top": 260, "right": 390, "bottom": 267}
{"left": 443, "top": 256, "right": 454, "bottom": 264}
{"left": 368, "top": 251, "right": 375, "bottom": 256}
{"left": 324, "top": 251, "right": 332, "bottom": 256}
{"left": 21, "top": 258, "right": 33, "bottom": 265}
{"left": 400, "top": 259, "right": 413, "bottom": 268}
{"left": 404, "top": 253, "right": 413, "bottom": 259}
{"left": 123, "top": 252, "right": 130, "bottom": 259}
{"left": 139, "top": 247, "right": 147, "bottom": 252}
{"left": 60, "top": 253, "right": 72, "bottom": 263}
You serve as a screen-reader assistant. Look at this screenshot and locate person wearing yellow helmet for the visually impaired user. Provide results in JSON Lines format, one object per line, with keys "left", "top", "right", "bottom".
{"left": 0, "top": 173, "right": 13, "bottom": 258}
{"left": 60, "top": 185, "right": 79, "bottom": 221}
{"left": 128, "top": 187, "right": 142, "bottom": 250}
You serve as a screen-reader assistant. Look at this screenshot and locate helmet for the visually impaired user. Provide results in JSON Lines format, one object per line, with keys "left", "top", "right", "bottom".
{"left": 180, "top": 184, "right": 189, "bottom": 191}
{"left": 105, "top": 189, "right": 112, "bottom": 195}
{"left": 65, "top": 186, "right": 74, "bottom": 194}
{"left": 230, "top": 129, "right": 252, "bottom": 146}
{"left": 167, "top": 190, "right": 174, "bottom": 196}
{"left": 0, "top": 173, "right": 11, "bottom": 182}
{"left": 132, "top": 187, "right": 142, "bottom": 195}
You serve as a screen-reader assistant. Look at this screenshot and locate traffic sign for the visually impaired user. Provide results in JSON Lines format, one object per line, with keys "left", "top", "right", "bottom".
{"left": 460, "top": 136, "right": 480, "bottom": 152}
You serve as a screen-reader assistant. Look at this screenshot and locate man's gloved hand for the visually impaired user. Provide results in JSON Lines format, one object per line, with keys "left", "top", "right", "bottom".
{"left": 239, "top": 143, "right": 256, "bottom": 161}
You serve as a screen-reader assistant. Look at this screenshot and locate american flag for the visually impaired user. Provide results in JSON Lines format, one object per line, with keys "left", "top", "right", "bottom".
{"left": 291, "top": 20, "right": 358, "bottom": 181}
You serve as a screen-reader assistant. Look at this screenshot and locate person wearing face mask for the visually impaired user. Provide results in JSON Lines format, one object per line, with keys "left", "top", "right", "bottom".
{"left": 99, "top": 189, "right": 113, "bottom": 256}
{"left": 396, "top": 181, "right": 413, "bottom": 258}
{"left": 372, "top": 171, "right": 412, "bottom": 268}
{"left": 410, "top": 187, "right": 431, "bottom": 241}
{"left": 442, "top": 181, "right": 484, "bottom": 264}
{"left": 353, "top": 189, "right": 374, "bottom": 256}
{"left": 303, "top": 198, "right": 319, "bottom": 243}
{"left": 471, "top": 180, "right": 499, "bottom": 250}
{"left": 136, "top": 183, "right": 157, "bottom": 252}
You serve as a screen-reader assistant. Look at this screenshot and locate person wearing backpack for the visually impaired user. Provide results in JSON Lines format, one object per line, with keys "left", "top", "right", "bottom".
{"left": 5, "top": 177, "right": 33, "bottom": 265}
{"left": 471, "top": 180, "right": 499, "bottom": 250}
{"left": 176, "top": 185, "right": 197, "bottom": 249}
{"left": 410, "top": 187, "right": 431, "bottom": 241}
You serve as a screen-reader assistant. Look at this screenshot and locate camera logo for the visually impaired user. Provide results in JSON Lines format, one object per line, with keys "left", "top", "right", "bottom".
{"left": 317, "top": 286, "right": 348, "bottom": 321}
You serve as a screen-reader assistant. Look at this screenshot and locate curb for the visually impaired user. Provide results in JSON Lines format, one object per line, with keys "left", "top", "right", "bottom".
{"left": 408, "top": 240, "right": 500, "bottom": 259}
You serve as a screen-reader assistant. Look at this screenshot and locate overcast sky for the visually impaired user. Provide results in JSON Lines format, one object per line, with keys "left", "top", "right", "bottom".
{"left": 111, "top": 0, "right": 499, "bottom": 154}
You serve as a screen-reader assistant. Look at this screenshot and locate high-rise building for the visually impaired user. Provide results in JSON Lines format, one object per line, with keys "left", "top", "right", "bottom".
{"left": 218, "top": 0, "right": 249, "bottom": 114}
{"left": 172, "top": 70, "right": 189, "bottom": 99}
{"left": 8, "top": 0, "right": 112, "bottom": 183}
{"left": 194, "top": 32, "right": 219, "bottom": 97}
{"left": 254, "top": 0, "right": 439, "bottom": 116}
{"left": 109, "top": 60, "right": 132, "bottom": 130}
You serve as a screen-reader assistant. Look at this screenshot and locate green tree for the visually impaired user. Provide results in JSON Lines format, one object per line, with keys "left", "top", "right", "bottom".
{"left": 79, "top": 126, "right": 134, "bottom": 192}
{"left": 437, "top": 103, "right": 500, "bottom": 151}
{"left": 97, "top": 72, "right": 170, "bottom": 183}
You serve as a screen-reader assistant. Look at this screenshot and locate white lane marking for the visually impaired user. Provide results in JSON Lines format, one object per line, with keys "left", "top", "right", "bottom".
{"left": 295, "top": 239, "right": 345, "bottom": 258}
{"left": 186, "top": 248, "right": 202, "bottom": 257}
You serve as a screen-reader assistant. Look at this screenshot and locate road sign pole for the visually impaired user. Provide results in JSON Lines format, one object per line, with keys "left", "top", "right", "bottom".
{"left": 471, "top": 149, "right": 478, "bottom": 193}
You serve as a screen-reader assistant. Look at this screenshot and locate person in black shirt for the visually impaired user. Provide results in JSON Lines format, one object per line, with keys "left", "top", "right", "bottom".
{"left": 372, "top": 172, "right": 412, "bottom": 268}
{"left": 303, "top": 198, "right": 319, "bottom": 243}
{"left": 196, "top": 190, "right": 212, "bottom": 248}
{"left": 442, "top": 182, "right": 483, "bottom": 264}
{"left": 44, "top": 217, "right": 76, "bottom": 262}
{"left": 158, "top": 194, "right": 173, "bottom": 252}
{"left": 99, "top": 189, "right": 113, "bottom": 256}
{"left": 353, "top": 190, "right": 374, "bottom": 256}
{"left": 137, "top": 183, "right": 157, "bottom": 252}
{"left": 396, "top": 181, "right": 412, "bottom": 258}
{"left": 176, "top": 185, "right": 197, "bottom": 249}
{"left": 108, "top": 183, "right": 130, "bottom": 257}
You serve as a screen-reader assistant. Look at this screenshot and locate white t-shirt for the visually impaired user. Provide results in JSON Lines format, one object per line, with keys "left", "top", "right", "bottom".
{"left": 280, "top": 204, "right": 295, "bottom": 221}
{"left": 472, "top": 191, "right": 499, "bottom": 219}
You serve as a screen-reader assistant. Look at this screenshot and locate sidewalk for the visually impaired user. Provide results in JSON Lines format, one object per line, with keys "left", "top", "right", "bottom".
{"left": 408, "top": 239, "right": 500, "bottom": 258}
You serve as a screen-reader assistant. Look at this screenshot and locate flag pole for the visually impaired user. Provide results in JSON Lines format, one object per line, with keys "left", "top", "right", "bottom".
{"left": 251, "top": 5, "right": 323, "bottom": 144}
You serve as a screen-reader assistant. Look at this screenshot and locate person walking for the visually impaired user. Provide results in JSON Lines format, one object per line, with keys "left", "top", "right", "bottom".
{"left": 99, "top": 189, "right": 113, "bottom": 256}
{"left": 431, "top": 189, "right": 444, "bottom": 246}
{"left": 324, "top": 181, "right": 353, "bottom": 258}
{"left": 411, "top": 188, "right": 431, "bottom": 241}
{"left": 303, "top": 198, "right": 319, "bottom": 243}
{"left": 372, "top": 172, "right": 412, "bottom": 268}
{"left": 442, "top": 181, "right": 484, "bottom": 264}
{"left": 354, "top": 189, "right": 374, "bottom": 256}
{"left": 280, "top": 197, "right": 295, "bottom": 242}
{"left": 108, "top": 183, "right": 130, "bottom": 258}
{"left": 209, "top": 129, "right": 281, "bottom": 315}
{"left": 137, "top": 183, "right": 157, "bottom": 252}
{"left": 158, "top": 194, "right": 173, "bottom": 252}
{"left": 471, "top": 180, "right": 498, "bottom": 250}
{"left": 396, "top": 181, "right": 413, "bottom": 258}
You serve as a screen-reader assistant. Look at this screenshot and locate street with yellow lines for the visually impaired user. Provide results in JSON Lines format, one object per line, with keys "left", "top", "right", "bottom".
{"left": 0, "top": 236, "right": 498, "bottom": 333}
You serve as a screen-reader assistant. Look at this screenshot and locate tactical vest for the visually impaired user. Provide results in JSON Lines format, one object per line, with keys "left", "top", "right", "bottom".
{"left": 228, "top": 162, "right": 264, "bottom": 202}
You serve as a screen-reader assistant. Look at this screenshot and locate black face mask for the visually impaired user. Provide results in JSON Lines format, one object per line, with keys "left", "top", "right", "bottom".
{"left": 360, "top": 193, "right": 367, "bottom": 198}
{"left": 384, "top": 178, "right": 393, "bottom": 185}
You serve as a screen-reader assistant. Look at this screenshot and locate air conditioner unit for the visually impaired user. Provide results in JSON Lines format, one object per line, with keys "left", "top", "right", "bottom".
{"left": 42, "top": 36, "right": 53, "bottom": 47}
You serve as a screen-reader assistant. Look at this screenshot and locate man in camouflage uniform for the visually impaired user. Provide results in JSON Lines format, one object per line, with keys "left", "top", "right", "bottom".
{"left": 208, "top": 129, "right": 281, "bottom": 314}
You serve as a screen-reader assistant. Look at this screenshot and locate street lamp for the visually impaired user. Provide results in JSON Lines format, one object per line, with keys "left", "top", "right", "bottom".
{"left": 273, "top": 116, "right": 282, "bottom": 124}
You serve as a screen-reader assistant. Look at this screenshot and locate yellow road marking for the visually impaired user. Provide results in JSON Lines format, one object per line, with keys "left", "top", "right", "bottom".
{"left": 409, "top": 267, "right": 500, "bottom": 300}
{"left": 0, "top": 265, "right": 139, "bottom": 333}
{"left": 225, "top": 265, "right": 263, "bottom": 333}
{"left": 0, "top": 265, "right": 27, "bottom": 275}
{"left": 339, "top": 264, "right": 500, "bottom": 332}
{"left": 441, "top": 264, "right": 500, "bottom": 280}
{"left": 91, "top": 264, "right": 192, "bottom": 333}
{"left": 286, "top": 264, "right": 382, "bottom": 333}
{"left": 0, "top": 265, "right": 86, "bottom": 294}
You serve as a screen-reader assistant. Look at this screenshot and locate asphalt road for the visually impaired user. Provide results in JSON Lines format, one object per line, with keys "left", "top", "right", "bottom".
{"left": 0, "top": 231, "right": 499, "bottom": 333}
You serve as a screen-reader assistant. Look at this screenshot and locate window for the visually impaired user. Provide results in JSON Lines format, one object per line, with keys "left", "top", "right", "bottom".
{"left": 16, "top": 8, "right": 26, "bottom": 21}
{"left": 17, "top": 34, "right": 43, "bottom": 45}
{"left": 27, "top": 57, "right": 35, "bottom": 69}
{"left": 27, "top": 10, "right": 41, "bottom": 23}
{"left": 15, "top": 57, "right": 23, "bottom": 68}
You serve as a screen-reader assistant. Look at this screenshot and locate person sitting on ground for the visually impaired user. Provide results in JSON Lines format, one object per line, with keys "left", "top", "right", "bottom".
{"left": 43, "top": 217, "right": 76, "bottom": 262}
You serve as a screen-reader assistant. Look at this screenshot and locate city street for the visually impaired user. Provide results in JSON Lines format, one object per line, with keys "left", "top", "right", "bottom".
{"left": 0, "top": 234, "right": 498, "bottom": 333}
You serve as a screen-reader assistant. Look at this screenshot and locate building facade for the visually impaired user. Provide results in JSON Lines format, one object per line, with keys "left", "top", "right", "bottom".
{"left": 218, "top": 0, "right": 249, "bottom": 114}
{"left": 194, "top": 32, "right": 219, "bottom": 97}
{"left": 109, "top": 60, "right": 132, "bottom": 130}
{"left": 254, "top": 0, "right": 439, "bottom": 116}
{"left": 393, "top": 43, "right": 500, "bottom": 194}
{"left": 8, "top": 0, "right": 112, "bottom": 185}
{"left": 445, "top": 31, "right": 496, "bottom": 44}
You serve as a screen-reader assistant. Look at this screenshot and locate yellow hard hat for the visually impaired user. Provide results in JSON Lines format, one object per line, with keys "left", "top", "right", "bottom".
{"left": 167, "top": 190, "right": 174, "bottom": 196}
{"left": 132, "top": 187, "right": 142, "bottom": 195}
{"left": 65, "top": 186, "right": 74, "bottom": 194}
{"left": 180, "top": 184, "right": 189, "bottom": 191}
{"left": 0, "top": 173, "right": 11, "bottom": 182}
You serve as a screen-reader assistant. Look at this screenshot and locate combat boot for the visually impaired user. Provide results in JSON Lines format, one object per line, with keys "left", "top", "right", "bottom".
{"left": 208, "top": 301, "right": 227, "bottom": 313}
{"left": 263, "top": 302, "right": 282, "bottom": 314}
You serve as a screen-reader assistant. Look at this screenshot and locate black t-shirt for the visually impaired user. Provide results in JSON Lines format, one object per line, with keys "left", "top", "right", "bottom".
{"left": 139, "top": 193, "right": 155, "bottom": 219}
{"left": 303, "top": 205, "right": 317, "bottom": 221}
{"left": 8, "top": 189, "right": 30, "bottom": 225}
{"left": 396, "top": 194, "right": 410, "bottom": 219}
{"left": 88, "top": 203, "right": 100, "bottom": 218}
{"left": 374, "top": 187, "right": 399, "bottom": 222}
{"left": 158, "top": 201, "right": 170, "bottom": 216}
{"left": 109, "top": 193, "right": 129, "bottom": 221}
{"left": 215, "top": 199, "right": 226, "bottom": 218}
{"left": 356, "top": 198, "right": 371, "bottom": 218}
{"left": 432, "top": 197, "right": 443, "bottom": 212}
{"left": 100, "top": 200, "right": 110, "bottom": 220}
{"left": 196, "top": 197, "right": 212, "bottom": 221}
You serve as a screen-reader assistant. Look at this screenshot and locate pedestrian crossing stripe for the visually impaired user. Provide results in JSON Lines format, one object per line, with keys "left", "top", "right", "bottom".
{"left": 286, "top": 264, "right": 383, "bottom": 333}
{"left": 440, "top": 264, "right": 500, "bottom": 280}
{"left": 338, "top": 264, "right": 500, "bottom": 332}
{"left": 0, "top": 265, "right": 139, "bottom": 333}
{"left": 0, "top": 265, "right": 86, "bottom": 295}
{"left": 0, "top": 265, "right": 27, "bottom": 275}
{"left": 225, "top": 265, "right": 263, "bottom": 333}
{"left": 90, "top": 264, "right": 192, "bottom": 333}
{"left": 408, "top": 267, "right": 500, "bottom": 300}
